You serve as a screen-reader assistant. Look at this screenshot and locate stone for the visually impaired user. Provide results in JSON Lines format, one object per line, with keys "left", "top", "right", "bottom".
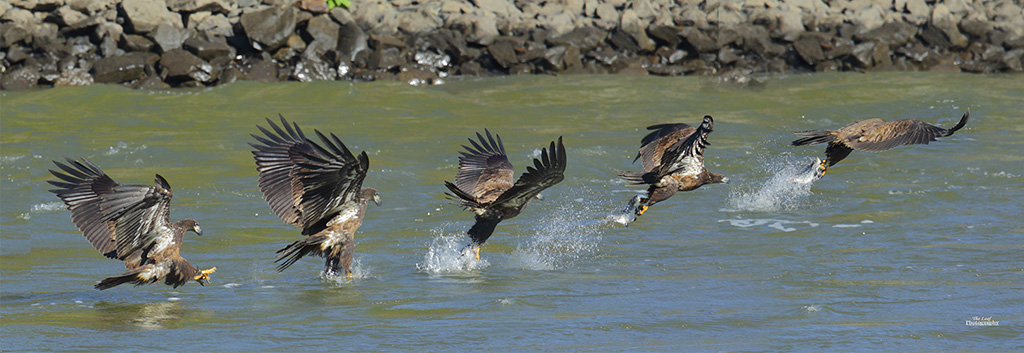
{"left": 396, "top": 68, "right": 438, "bottom": 85}
{"left": 132, "top": 75, "right": 170, "bottom": 89}
{"left": 457, "top": 61, "right": 482, "bottom": 75}
{"left": 595, "top": 3, "right": 619, "bottom": 24}
{"left": 487, "top": 37, "right": 519, "bottom": 69}
{"left": 467, "top": 14, "right": 499, "bottom": 45}
{"left": 679, "top": 27, "right": 716, "bottom": 53}
{"left": 91, "top": 52, "right": 154, "bottom": 83}
{"left": 793, "top": 36, "right": 825, "bottom": 65}
{"left": 190, "top": 12, "right": 233, "bottom": 38}
{"left": 620, "top": 9, "right": 654, "bottom": 51}
{"left": 120, "top": 33, "right": 154, "bottom": 52}
{"left": 54, "top": 67, "right": 93, "bottom": 86}
{"left": 959, "top": 18, "right": 994, "bottom": 40}
{"left": 306, "top": 14, "right": 340, "bottom": 46}
{"left": 292, "top": 56, "right": 336, "bottom": 81}
{"left": 367, "top": 47, "right": 400, "bottom": 71}
{"left": 338, "top": 21, "right": 367, "bottom": 61}
{"left": 853, "top": 22, "right": 917, "bottom": 47}
{"left": 160, "top": 49, "right": 214, "bottom": 83}
{"left": 51, "top": 6, "right": 87, "bottom": 26}
{"left": 167, "top": 0, "right": 230, "bottom": 13}
{"left": 1, "top": 66, "right": 40, "bottom": 90}
{"left": 297, "top": 0, "right": 328, "bottom": 13}
{"left": 183, "top": 37, "right": 233, "bottom": 61}
{"left": 608, "top": 29, "right": 640, "bottom": 52}
{"left": 240, "top": 5, "right": 297, "bottom": 51}
{"left": 546, "top": 27, "right": 606, "bottom": 52}
{"left": 67, "top": 0, "right": 109, "bottom": 13}
{"left": 647, "top": 25, "right": 681, "bottom": 48}
{"left": 150, "top": 24, "right": 193, "bottom": 52}
{"left": 121, "top": 0, "right": 182, "bottom": 34}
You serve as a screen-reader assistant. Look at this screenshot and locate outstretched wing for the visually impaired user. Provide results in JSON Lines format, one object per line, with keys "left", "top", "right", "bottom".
{"left": 250, "top": 116, "right": 369, "bottom": 235}
{"left": 492, "top": 137, "right": 567, "bottom": 208}
{"left": 48, "top": 158, "right": 174, "bottom": 265}
{"left": 634, "top": 123, "right": 694, "bottom": 173}
{"left": 844, "top": 110, "right": 970, "bottom": 152}
{"left": 449, "top": 129, "right": 514, "bottom": 204}
{"left": 654, "top": 115, "right": 713, "bottom": 179}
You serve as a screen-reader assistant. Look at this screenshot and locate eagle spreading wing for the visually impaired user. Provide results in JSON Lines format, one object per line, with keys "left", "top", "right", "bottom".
{"left": 48, "top": 158, "right": 215, "bottom": 290}
{"left": 250, "top": 116, "right": 380, "bottom": 278}
{"left": 617, "top": 115, "right": 728, "bottom": 217}
{"left": 445, "top": 131, "right": 566, "bottom": 259}
{"left": 792, "top": 109, "right": 970, "bottom": 177}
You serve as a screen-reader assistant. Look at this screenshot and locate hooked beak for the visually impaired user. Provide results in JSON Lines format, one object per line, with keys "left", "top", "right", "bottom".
{"left": 194, "top": 225, "right": 203, "bottom": 236}
{"left": 372, "top": 194, "right": 382, "bottom": 206}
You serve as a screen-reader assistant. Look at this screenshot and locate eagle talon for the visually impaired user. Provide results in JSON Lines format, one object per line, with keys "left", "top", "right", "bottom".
{"left": 474, "top": 246, "right": 481, "bottom": 260}
{"left": 636, "top": 204, "right": 649, "bottom": 216}
{"left": 816, "top": 159, "right": 829, "bottom": 178}
{"left": 346, "top": 272, "right": 353, "bottom": 279}
{"left": 194, "top": 267, "right": 216, "bottom": 284}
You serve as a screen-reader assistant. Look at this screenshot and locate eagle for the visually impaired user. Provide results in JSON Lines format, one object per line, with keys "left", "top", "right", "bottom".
{"left": 617, "top": 115, "right": 728, "bottom": 216}
{"left": 250, "top": 116, "right": 380, "bottom": 279}
{"left": 792, "top": 109, "right": 970, "bottom": 177}
{"left": 47, "top": 158, "right": 216, "bottom": 290}
{"left": 444, "top": 130, "right": 567, "bottom": 259}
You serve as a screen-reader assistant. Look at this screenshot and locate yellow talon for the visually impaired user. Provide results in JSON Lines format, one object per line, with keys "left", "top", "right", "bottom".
{"left": 194, "top": 267, "right": 217, "bottom": 282}
{"left": 817, "top": 159, "right": 829, "bottom": 177}
{"left": 637, "top": 205, "right": 649, "bottom": 216}
{"left": 346, "top": 272, "right": 353, "bottom": 279}
{"left": 474, "top": 246, "right": 481, "bottom": 260}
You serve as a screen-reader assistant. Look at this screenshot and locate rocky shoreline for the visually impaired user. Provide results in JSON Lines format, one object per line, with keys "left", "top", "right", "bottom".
{"left": 1, "top": 0, "right": 1022, "bottom": 90}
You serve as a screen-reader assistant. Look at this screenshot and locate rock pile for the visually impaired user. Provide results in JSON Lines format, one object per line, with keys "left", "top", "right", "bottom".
{"left": 2, "top": 0, "right": 1022, "bottom": 90}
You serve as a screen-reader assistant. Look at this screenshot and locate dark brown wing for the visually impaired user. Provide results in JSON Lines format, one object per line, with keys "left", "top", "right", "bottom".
{"left": 449, "top": 129, "right": 514, "bottom": 204}
{"left": 844, "top": 111, "right": 970, "bottom": 152}
{"left": 636, "top": 123, "right": 695, "bottom": 174}
{"left": 654, "top": 115, "right": 713, "bottom": 179}
{"left": 492, "top": 137, "right": 567, "bottom": 209}
{"left": 250, "top": 116, "right": 370, "bottom": 235}
{"left": 48, "top": 158, "right": 175, "bottom": 264}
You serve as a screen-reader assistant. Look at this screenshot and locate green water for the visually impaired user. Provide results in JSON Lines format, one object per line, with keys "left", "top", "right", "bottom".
{"left": 2, "top": 73, "right": 1022, "bottom": 350}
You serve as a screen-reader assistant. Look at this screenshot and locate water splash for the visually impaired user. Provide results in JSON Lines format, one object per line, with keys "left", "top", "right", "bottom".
{"left": 104, "top": 141, "right": 147, "bottom": 156}
{"left": 609, "top": 194, "right": 642, "bottom": 226}
{"left": 321, "top": 258, "right": 369, "bottom": 285}
{"left": 509, "top": 196, "right": 603, "bottom": 270}
{"left": 726, "top": 157, "right": 819, "bottom": 212}
{"left": 417, "top": 227, "right": 489, "bottom": 274}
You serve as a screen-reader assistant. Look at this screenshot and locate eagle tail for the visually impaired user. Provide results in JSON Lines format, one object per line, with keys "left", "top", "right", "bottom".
{"left": 791, "top": 130, "right": 835, "bottom": 146}
{"left": 94, "top": 267, "right": 159, "bottom": 290}
{"left": 468, "top": 216, "right": 501, "bottom": 246}
{"left": 444, "top": 181, "right": 483, "bottom": 208}
{"left": 944, "top": 109, "right": 970, "bottom": 136}
{"left": 615, "top": 170, "right": 646, "bottom": 184}
{"left": 275, "top": 235, "right": 329, "bottom": 272}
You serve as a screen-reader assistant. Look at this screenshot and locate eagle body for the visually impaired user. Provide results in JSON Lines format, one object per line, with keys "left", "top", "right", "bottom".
{"left": 792, "top": 110, "right": 970, "bottom": 177}
{"left": 445, "top": 130, "right": 567, "bottom": 255}
{"left": 48, "top": 158, "right": 214, "bottom": 290}
{"left": 618, "top": 115, "right": 727, "bottom": 216}
{"left": 251, "top": 116, "right": 380, "bottom": 278}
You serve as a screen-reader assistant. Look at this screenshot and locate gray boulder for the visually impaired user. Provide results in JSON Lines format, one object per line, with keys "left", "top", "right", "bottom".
{"left": 160, "top": 49, "right": 214, "bottom": 83}
{"left": 91, "top": 52, "right": 155, "bottom": 83}
{"left": 121, "top": 0, "right": 182, "bottom": 34}
{"left": 240, "top": 5, "right": 297, "bottom": 51}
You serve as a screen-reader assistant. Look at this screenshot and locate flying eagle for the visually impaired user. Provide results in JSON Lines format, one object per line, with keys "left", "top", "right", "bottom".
{"left": 47, "top": 158, "right": 215, "bottom": 290}
{"left": 792, "top": 109, "right": 970, "bottom": 177}
{"left": 617, "top": 115, "right": 728, "bottom": 216}
{"left": 444, "top": 130, "right": 566, "bottom": 259}
{"left": 250, "top": 116, "right": 380, "bottom": 278}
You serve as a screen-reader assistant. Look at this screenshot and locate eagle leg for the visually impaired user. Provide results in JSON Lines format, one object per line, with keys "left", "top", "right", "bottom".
{"left": 194, "top": 267, "right": 217, "bottom": 285}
